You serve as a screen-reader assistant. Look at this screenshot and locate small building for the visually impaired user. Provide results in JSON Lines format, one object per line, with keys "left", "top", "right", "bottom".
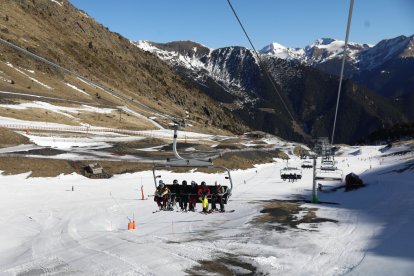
{"left": 85, "top": 163, "right": 103, "bottom": 175}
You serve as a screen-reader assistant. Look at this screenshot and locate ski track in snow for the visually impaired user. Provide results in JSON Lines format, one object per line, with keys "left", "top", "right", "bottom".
{"left": 0, "top": 144, "right": 413, "bottom": 275}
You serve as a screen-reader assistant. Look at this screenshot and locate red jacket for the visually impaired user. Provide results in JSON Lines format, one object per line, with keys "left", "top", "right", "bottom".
{"left": 197, "top": 186, "right": 210, "bottom": 198}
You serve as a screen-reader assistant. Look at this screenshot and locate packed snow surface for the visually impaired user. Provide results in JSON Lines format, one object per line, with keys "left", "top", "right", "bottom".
{"left": 0, "top": 140, "right": 413, "bottom": 275}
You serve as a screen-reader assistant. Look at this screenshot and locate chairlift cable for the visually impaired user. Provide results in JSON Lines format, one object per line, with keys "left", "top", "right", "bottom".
{"left": 331, "top": 0, "right": 354, "bottom": 145}
{"left": 225, "top": 0, "right": 295, "bottom": 122}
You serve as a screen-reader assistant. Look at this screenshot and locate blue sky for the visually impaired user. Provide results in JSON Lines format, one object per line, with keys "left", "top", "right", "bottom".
{"left": 68, "top": 0, "right": 413, "bottom": 49}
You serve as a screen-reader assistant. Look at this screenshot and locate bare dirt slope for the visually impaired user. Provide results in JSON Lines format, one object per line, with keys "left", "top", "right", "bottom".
{"left": 0, "top": 127, "right": 30, "bottom": 147}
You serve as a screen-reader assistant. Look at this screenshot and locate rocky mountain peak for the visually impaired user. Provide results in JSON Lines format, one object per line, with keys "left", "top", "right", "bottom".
{"left": 313, "top": 37, "right": 336, "bottom": 46}
{"left": 134, "top": 40, "right": 211, "bottom": 59}
{"left": 259, "top": 42, "right": 304, "bottom": 61}
{"left": 260, "top": 42, "right": 287, "bottom": 53}
{"left": 359, "top": 35, "right": 414, "bottom": 70}
{"left": 401, "top": 35, "right": 414, "bottom": 58}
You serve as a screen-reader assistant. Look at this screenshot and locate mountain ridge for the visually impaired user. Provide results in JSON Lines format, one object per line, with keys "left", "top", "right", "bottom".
{"left": 134, "top": 37, "right": 409, "bottom": 143}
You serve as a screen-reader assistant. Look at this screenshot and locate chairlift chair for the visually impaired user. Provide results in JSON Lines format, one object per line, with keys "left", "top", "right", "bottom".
{"left": 152, "top": 121, "right": 233, "bottom": 210}
{"left": 320, "top": 160, "right": 336, "bottom": 171}
{"left": 301, "top": 160, "right": 313, "bottom": 169}
{"left": 280, "top": 167, "right": 302, "bottom": 181}
{"left": 316, "top": 160, "right": 343, "bottom": 180}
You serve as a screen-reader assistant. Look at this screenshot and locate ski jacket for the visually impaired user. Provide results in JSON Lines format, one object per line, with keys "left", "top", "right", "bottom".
{"left": 180, "top": 184, "right": 189, "bottom": 196}
{"left": 189, "top": 184, "right": 198, "bottom": 196}
{"left": 155, "top": 186, "right": 170, "bottom": 197}
{"left": 197, "top": 186, "right": 211, "bottom": 198}
{"left": 171, "top": 184, "right": 180, "bottom": 195}
{"left": 212, "top": 185, "right": 225, "bottom": 196}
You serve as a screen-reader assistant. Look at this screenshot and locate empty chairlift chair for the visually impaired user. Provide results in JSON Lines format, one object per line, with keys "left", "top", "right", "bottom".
{"left": 316, "top": 160, "right": 343, "bottom": 180}
{"left": 301, "top": 160, "right": 313, "bottom": 169}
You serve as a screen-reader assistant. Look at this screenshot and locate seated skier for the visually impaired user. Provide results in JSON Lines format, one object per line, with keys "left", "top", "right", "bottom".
{"left": 188, "top": 181, "right": 198, "bottom": 212}
{"left": 211, "top": 181, "right": 225, "bottom": 212}
{"left": 179, "top": 180, "right": 189, "bottom": 211}
{"left": 170, "top": 179, "right": 180, "bottom": 205}
{"left": 197, "top": 181, "right": 211, "bottom": 213}
{"left": 154, "top": 180, "right": 170, "bottom": 210}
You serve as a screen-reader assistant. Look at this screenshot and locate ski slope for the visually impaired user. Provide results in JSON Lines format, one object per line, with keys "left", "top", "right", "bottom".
{"left": 0, "top": 144, "right": 413, "bottom": 275}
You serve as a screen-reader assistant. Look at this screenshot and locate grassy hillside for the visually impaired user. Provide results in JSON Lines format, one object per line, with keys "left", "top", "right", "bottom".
{"left": 0, "top": 0, "right": 248, "bottom": 134}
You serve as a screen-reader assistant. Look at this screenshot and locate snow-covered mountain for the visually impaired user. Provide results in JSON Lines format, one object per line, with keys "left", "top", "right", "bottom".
{"left": 136, "top": 40, "right": 211, "bottom": 71}
{"left": 133, "top": 37, "right": 409, "bottom": 144}
{"left": 358, "top": 35, "right": 414, "bottom": 70}
{"left": 134, "top": 35, "right": 414, "bottom": 99}
{"left": 259, "top": 42, "right": 305, "bottom": 61}
{"left": 136, "top": 35, "right": 413, "bottom": 83}
{"left": 134, "top": 40, "right": 262, "bottom": 106}
{"left": 260, "top": 36, "right": 414, "bottom": 99}
{"left": 260, "top": 38, "right": 369, "bottom": 66}
{"left": 260, "top": 35, "right": 414, "bottom": 70}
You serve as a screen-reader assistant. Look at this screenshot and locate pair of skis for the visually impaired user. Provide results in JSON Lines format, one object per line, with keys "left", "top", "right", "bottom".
{"left": 199, "top": 209, "right": 235, "bottom": 215}
{"left": 152, "top": 208, "right": 174, "bottom": 213}
{"left": 153, "top": 209, "right": 235, "bottom": 214}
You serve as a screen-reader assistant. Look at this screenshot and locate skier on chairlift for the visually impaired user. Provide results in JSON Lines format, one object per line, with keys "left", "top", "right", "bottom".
{"left": 211, "top": 181, "right": 225, "bottom": 212}
{"left": 171, "top": 179, "right": 180, "bottom": 206}
{"left": 179, "top": 180, "right": 189, "bottom": 211}
{"left": 154, "top": 180, "right": 170, "bottom": 210}
{"left": 188, "top": 181, "right": 198, "bottom": 212}
{"left": 198, "top": 181, "right": 211, "bottom": 213}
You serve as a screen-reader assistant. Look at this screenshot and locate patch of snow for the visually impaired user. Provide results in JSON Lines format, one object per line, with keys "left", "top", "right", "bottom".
{"left": 6, "top": 62, "right": 53, "bottom": 90}
{"left": 0, "top": 144, "right": 40, "bottom": 154}
{"left": 49, "top": 0, "right": 63, "bottom": 6}
{"left": 79, "top": 11, "right": 89, "bottom": 18}
{"left": 77, "top": 77, "right": 105, "bottom": 92}
{"left": 137, "top": 144, "right": 166, "bottom": 152}
{"left": 254, "top": 256, "right": 283, "bottom": 270}
{"left": 119, "top": 106, "right": 163, "bottom": 130}
{"left": 0, "top": 116, "right": 76, "bottom": 129}
{"left": 0, "top": 101, "right": 115, "bottom": 119}
{"left": 19, "top": 67, "right": 35, "bottom": 74}
{"left": 260, "top": 42, "right": 305, "bottom": 60}
{"left": 137, "top": 129, "right": 212, "bottom": 140}
{"left": 0, "top": 76, "right": 12, "bottom": 83}
{"left": 65, "top": 83, "right": 90, "bottom": 96}
{"left": 76, "top": 77, "right": 123, "bottom": 101}
{"left": 26, "top": 135, "right": 111, "bottom": 149}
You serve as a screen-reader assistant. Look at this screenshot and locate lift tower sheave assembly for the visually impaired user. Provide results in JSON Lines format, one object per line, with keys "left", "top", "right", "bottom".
{"left": 311, "top": 137, "right": 344, "bottom": 203}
